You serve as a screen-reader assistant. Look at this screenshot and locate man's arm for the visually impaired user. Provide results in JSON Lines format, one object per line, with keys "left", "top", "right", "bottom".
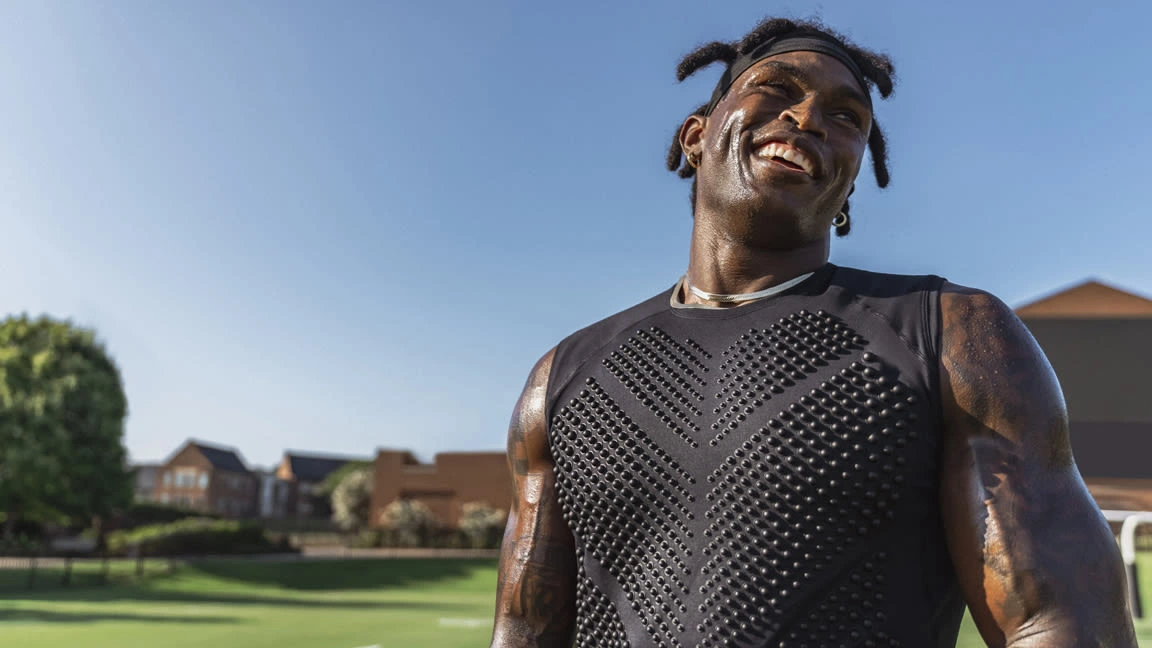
{"left": 938, "top": 285, "right": 1137, "bottom": 647}
{"left": 490, "top": 348, "right": 577, "bottom": 647}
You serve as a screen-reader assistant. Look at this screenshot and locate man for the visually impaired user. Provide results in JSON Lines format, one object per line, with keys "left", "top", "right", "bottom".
{"left": 490, "top": 17, "right": 1135, "bottom": 648}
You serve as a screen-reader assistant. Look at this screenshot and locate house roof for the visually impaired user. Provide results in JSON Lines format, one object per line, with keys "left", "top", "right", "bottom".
{"left": 284, "top": 453, "right": 365, "bottom": 483}
{"left": 1016, "top": 280, "right": 1152, "bottom": 318}
{"left": 191, "top": 442, "right": 250, "bottom": 473}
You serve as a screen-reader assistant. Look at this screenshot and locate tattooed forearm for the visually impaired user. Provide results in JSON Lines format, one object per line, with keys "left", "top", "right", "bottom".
{"left": 939, "top": 286, "right": 1136, "bottom": 647}
{"left": 491, "top": 349, "right": 578, "bottom": 648}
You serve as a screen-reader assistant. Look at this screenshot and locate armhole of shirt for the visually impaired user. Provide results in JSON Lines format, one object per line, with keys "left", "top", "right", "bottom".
{"left": 923, "top": 276, "right": 947, "bottom": 432}
{"left": 542, "top": 343, "right": 567, "bottom": 456}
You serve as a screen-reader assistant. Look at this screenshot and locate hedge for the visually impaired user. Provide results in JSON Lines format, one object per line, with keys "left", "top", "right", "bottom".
{"left": 106, "top": 518, "right": 291, "bottom": 557}
{"left": 118, "top": 503, "right": 219, "bottom": 529}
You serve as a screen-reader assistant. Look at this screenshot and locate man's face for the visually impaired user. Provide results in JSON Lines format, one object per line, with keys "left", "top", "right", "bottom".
{"left": 681, "top": 51, "right": 873, "bottom": 247}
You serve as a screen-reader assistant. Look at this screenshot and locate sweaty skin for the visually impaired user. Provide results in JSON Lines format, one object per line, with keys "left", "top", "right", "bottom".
{"left": 490, "top": 349, "right": 576, "bottom": 647}
{"left": 939, "top": 286, "right": 1136, "bottom": 646}
{"left": 491, "top": 46, "right": 1136, "bottom": 647}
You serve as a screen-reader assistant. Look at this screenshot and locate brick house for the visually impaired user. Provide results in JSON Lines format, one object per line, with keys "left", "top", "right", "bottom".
{"left": 276, "top": 452, "right": 370, "bottom": 520}
{"left": 153, "top": 440, "right": 259, "bottom": 518}
{"left": 255, "top": 469, "right": 292, "bottom": 519}
{"left": 369, "top": 450, "right": 510, "bottom": 529}
{"left": 1015, "top": 279, "right": 1152, "bottom": 511}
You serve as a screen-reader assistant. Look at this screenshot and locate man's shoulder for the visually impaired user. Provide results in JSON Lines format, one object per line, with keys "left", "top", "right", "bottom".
{"left": 829, "top": 264, "right": 947, "bottom": 298}
{"left": 831, "top": 267, "right": 1014, "bottom": 315}
{"left": 937, "top": 281, "right": 1023, "bottom": 337}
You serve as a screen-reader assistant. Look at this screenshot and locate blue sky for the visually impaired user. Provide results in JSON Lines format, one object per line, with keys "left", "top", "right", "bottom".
{"left": 1, "top": 0, "right": 1149, "bottom": 469}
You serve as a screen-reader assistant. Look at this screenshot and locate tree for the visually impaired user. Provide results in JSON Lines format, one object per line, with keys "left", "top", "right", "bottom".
{"left": 379, "top": 499, "right": 441, "bottom": 547}
{"left": 458, "top": 501, "right": 505, "bottom": 549}
{"left": 330, "top": 467, "right": 374, "bottom": 532}
{"left": 321, "top": 460, "right": 373, "bottom": 497}
{"left": 0, "top": 315, "right": 131, "bottom": 538}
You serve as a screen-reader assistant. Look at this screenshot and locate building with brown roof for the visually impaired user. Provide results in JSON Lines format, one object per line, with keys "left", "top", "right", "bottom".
{"left": 153, "top": 440, "right": 259, "bottom": 518}
{"left": 369, "top": 450, "right": 509, "bottom": 529}
{"left": 1015, "top": 279, "right": 1152, "bottom": 511}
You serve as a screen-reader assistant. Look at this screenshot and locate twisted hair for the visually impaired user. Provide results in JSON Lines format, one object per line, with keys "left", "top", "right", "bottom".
{"left": 667, "top": 18, "right": 895, "bottom": 236}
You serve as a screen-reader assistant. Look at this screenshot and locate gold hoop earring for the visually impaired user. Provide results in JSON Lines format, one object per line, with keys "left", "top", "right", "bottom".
{"left": 687, "top": 152, "right": 700, "bottom": 168}
{"left": 832, "top": 211, "right": 849, "bottom": 228}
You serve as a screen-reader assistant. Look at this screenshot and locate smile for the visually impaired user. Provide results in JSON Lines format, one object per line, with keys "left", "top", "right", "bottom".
{"left": 754, "top": 141, "right": 816, "bottom": 177}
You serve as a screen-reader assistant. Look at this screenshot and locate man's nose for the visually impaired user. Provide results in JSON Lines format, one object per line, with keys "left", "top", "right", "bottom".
{"left": 779, "top": 100, "right": 827, "bottom": 142}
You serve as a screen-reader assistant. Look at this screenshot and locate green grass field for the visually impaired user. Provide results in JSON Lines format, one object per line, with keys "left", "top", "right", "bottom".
{"left": 3, "top": 556, "right": 1152, "bottom": 647}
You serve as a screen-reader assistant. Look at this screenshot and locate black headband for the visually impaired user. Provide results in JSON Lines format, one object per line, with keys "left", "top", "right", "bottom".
{"left": 703, "top": 32, "right": 872, "bottom": 116}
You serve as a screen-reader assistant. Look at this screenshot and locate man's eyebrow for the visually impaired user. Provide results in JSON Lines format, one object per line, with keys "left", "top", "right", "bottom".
{"left": 750, "top": 60, "right": 872, "bottom": 111}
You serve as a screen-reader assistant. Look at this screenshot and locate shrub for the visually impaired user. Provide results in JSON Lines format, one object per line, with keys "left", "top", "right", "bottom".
{"left": 0, "top": 533, "right": 45, "bottom": 556}
{"left": 331, "top": 468, "right": 373, "bottom": 532}
{"left": 378, "top": 500, "right": 441, "bottom": 547}
{"left": 119, "top": 503, "right": 217, "bottom": 529}
{"left": 105, "top": 518, "right": 289, "bottom": 557}
{"left": 350, "top": 529, "right": 383, "bottom": 548}
{"left": 458, "top": 502, "right": 506, "bottom": 549}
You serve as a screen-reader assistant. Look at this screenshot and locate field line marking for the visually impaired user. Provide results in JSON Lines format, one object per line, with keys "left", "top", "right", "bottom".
{"left": 438, "top": 617, "right": 490, "bottom": 628}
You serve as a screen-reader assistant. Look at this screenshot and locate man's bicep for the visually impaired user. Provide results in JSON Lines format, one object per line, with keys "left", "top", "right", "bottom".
{"left": 938, "top": 286, "right": 1135, "bottom": 646}
{"left": 492, "top": 348, "right": 577, "bottom": 647}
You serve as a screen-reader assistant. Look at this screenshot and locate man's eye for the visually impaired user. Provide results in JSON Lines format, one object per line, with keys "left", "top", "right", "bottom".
{"left": 835, "top": 111, "right": 862, "bottom": 126}
{"left": 754, "top": 80, "right": 788, "bottom": 92}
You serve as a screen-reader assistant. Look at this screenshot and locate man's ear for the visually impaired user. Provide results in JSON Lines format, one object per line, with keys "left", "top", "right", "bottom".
{"left": 679, "top": 114, "right": 707, "bottom": 164}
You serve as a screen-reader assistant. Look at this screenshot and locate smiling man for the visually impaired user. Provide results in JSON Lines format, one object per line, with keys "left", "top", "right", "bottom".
{"left": 490, "top": 17, "right": 1135, "bottom": 648}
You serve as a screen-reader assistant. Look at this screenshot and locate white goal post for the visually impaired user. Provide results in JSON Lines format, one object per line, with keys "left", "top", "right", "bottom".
{"left": 1100, "top": 510, "right": 1152, "bottom": 618}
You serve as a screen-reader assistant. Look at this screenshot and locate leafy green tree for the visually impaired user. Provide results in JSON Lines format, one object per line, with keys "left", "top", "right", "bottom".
{"left": 321, "top": 460, "right": 373, "bottom": 497}
{"left": 330, "top": 467, "right": 374, "bottom": 532}
{"left": 0, "top": 315, "right": 131, "bottom": 538}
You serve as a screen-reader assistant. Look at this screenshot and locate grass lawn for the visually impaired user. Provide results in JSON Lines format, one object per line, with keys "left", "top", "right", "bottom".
{"left": 3, "top": 556, "right": 1152, "bottom": 647}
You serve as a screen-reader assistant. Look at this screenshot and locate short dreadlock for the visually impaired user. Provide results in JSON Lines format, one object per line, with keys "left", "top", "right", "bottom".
{"left": 666, "top": 18, "right": 895, "bottom": 236}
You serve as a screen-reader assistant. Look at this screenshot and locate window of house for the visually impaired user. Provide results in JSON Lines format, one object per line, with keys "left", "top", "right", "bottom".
{"left": 163, "top": 472, "right": 172, "bottom": 486}
{"left": 173, "top": 469, "right": 198, "bottom": 488}
{"left": 198, "top": 473, "right": 209, "bottom": 489}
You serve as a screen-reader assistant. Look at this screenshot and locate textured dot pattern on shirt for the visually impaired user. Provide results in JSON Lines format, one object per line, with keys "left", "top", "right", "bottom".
{"left": 548, "top": 290, "right": 945, "bottom": 648}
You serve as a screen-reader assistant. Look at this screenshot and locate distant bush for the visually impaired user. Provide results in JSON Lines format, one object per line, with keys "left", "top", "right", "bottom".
{"left": 106, "top": 518, "right": 291, "bottom": 557}
{"left": 117, "top": 503, "right": 218, "bottom": 530}
{"left": 0, "top": 533, "right": 46, "bottom": 557}
{"left": 331, "top": 468, "right": 374, "bottom": 532}
{"left": 378, "top": 500, "right": 442, "bottom": 547}
{"left": 351, "top": 529, "right": 384, "bottom": 548}
{"left": 458, "top": 502, "right": 506, "bottom": 549}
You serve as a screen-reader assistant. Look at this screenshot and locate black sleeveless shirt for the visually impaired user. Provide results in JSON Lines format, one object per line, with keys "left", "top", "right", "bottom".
{"left": 545, "top": 264, "right": 965, "bottom": 648}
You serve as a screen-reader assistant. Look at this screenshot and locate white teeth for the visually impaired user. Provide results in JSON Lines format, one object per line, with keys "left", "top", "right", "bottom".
{"left": 758, "top": 142, "right": 814, "bottom": 176}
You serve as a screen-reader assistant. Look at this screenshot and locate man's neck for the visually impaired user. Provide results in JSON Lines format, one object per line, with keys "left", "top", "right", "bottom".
{"left": 684, "top": 220, "right": 830, "bottom": 308}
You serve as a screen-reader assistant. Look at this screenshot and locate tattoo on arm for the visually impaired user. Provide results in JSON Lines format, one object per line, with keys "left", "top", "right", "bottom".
{"left": 939, "top": 286, "right": 1136, "bottom": 647}
{"left": 491, "top": 349, "right": 577, "bottom": 648}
